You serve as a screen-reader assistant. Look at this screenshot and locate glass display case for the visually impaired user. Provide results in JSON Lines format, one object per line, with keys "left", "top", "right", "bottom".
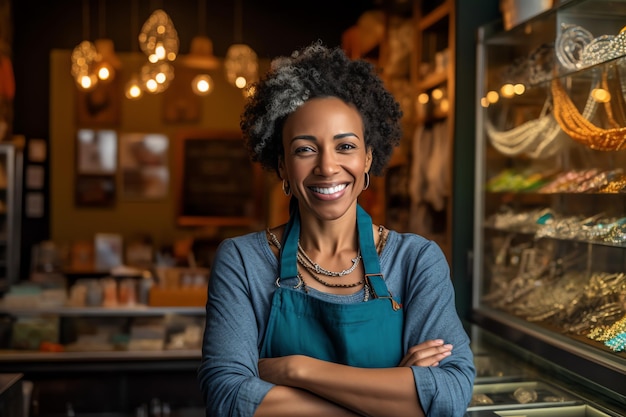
{"left": 473, "top": 0, "right": 626, "bottom": 400}
{"left": 0, "top": 144, "right": 22, "bottom": 292}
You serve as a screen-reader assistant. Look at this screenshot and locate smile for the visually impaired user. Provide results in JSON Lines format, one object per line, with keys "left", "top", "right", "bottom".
{"left": 309, "top": 184, "right": 347, "bottom": 195}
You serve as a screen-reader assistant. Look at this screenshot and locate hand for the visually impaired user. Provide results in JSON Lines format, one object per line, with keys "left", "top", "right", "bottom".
{"left": 258, "top": 355, "right": 308, "bottom": 386}
{"left": 398, "top": 339, "right": 452, "bottom": 367}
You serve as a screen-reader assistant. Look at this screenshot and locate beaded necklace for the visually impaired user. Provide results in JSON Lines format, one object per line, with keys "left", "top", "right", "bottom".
{"left": 552, "top": 71, "right": 626, "bottom": 151}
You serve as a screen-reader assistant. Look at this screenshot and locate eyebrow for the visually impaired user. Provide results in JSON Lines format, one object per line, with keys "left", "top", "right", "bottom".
{"left": 290, "top": 132, "right": 361, "bottom": 142}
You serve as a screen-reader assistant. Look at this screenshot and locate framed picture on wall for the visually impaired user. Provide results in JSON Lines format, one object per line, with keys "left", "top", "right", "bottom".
{"left": 75, "top": 175, "right": 116, "bottom": 207}
{"left": 76, "top": 129, "right": 118, "bottom": 175}
{"left": 175, "top": 129, "right": 264, "bottom": 226}
{"left": 75, "top": 76, "right": 121, "bottom": 126}
{"left": 119, "top": 132, "right": 169, "bottom": 200}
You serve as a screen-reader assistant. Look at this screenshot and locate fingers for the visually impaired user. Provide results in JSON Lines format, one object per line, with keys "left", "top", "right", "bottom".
{"left": 399, "top": 339, "right": 453, "bottom": 367}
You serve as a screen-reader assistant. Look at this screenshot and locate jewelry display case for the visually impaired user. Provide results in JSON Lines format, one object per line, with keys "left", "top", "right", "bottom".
{"left": 472, "top": 0, "right": 626, "bottom": 402}
{"left": 0, "top": 144, "right": 22, "bottom": 292}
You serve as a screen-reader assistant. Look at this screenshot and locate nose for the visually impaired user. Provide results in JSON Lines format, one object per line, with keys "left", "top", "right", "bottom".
{"left": 316, "top": 148, "right": 340, "bottom": 177}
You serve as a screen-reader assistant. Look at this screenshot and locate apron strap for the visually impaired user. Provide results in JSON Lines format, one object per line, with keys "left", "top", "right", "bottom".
{"left": 357, "top": 204, "right": 380, "bottom": 276}
{"left": 279, "top": 205, "right": 300, "bottom": 279}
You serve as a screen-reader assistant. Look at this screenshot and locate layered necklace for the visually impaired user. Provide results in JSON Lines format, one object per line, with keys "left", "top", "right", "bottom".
{"left": 552, "top": 69, "right": 626, "bottom": 151}
{"left": 297, "top": 242, "right": 362, "bottom": 289}
{"left": 297, "top": 241, "right": 361, "bottom": 278}
{"left": 267, "top": 229, "right": 369, "bottom": 299}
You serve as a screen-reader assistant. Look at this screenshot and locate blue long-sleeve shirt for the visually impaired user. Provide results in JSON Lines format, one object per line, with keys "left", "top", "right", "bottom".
{"left": 198, "top": 229, "right": 475, "bottom": 416}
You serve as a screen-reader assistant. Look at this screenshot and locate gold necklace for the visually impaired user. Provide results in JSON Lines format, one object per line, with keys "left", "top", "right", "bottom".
{"left": 552, "top": 75, "right": 626, "bottom": 151}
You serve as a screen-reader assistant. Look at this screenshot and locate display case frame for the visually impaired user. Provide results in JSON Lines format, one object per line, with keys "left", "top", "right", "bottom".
{"left": 472, "top": 0, "right": 626, "bottom": 400}
{"left": 0, "top": 144, "right": 23, "bottom": 291}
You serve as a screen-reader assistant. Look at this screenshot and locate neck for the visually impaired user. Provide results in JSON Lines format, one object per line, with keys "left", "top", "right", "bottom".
{"left": 296, "top": 205, "right": 359, "bottom": 256}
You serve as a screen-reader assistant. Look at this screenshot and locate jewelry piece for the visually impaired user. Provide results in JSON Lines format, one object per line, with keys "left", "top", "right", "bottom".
{"left": 605, "top": 332, "right": 626, "bottom": 352}
{"left": 598, "top": 174, "right": 626, "bottom": 193}
{"left": 281, "top": 179, "right": 291, "bottom": 196}
{"left": 363, "top": 172, "right": 370, "bottom": 191}
{"left": 556, "top": 24, "right": 594, "bottom": 71}
{"left": 470, "top": 393, "right": 494, "bottom": 406}
{"left": 552, "top": 75, "right": 626, "bottom": 151}
{"left": 297, "top": 241, "right": 361, "bottom": 277}
{"left": 300, "top": 268, "right": 363, "bottom": 288}
{"left": 513, "top": 387, "right": 538, "bottom": 404}
{"left": 581, "top": 35, "right": 615, "bottom": 67}
{"left": 485, "top": 111, "right": 566, "bottom": 159}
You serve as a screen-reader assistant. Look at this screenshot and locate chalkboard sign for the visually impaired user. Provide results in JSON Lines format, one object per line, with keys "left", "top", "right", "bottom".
{"left": 176, "top": 130, "right": 263, "bottom": 226}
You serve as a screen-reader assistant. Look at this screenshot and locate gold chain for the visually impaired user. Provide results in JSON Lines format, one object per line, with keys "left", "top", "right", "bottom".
{"left": 552, "top": 75, "right": 626, "bottom": 151}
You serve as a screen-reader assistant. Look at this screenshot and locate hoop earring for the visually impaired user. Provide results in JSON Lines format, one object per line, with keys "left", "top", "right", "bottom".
{"left": 282, "top": 179, "right": 291, "bottom": 196}
{"left": 363, "top": 172, "right": 370, "bottom": 191}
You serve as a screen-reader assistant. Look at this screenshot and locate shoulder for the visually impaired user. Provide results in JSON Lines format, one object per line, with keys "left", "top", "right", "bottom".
{"left": 214, "top": 230, "right": 274, "bottom": 263}
{"left": 382, "top": 229, "right": 449, "bottom": 273}
{"left": 385, "top": 229, "right": 444, "bottom": 256}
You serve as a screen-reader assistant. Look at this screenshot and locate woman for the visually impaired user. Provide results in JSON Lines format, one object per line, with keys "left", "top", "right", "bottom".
{"left": 198, "top": 42, "right": 475, "bottom": 416}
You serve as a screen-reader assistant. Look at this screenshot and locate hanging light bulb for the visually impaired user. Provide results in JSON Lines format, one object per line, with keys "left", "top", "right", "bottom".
{"left": 125, "top": 75, "right": 143, "bottom": 99}
{"left": 71, "top": 1, "right": 99, "bottom": 91}
{"left": 94, "top": 39, "right": 121, "bottom": 83}
{"left": 191, "top": 74, "right": 214, "bottom": 96}
{"left": 71, "top": 40, "right": 99, "bottom": 91}
{"left": 125, "top": 0, "right": 143, "bottom": 100}
{"left": 140, "top": 61, "right": 174, "bottom": 94}
{"left": 90, "top": 0, "right": 121, "bottom": 84}
{"left": 138, "top": 9, "right": 179, "bottom": 62}
{"left": 224, "top": 0, "right": 258, "bottom": 89}
{"left": 225, "top": 44, "right": 258, "bottom": 89}
{"left": 180, "top": 0, "right": 220, "bottom": 97}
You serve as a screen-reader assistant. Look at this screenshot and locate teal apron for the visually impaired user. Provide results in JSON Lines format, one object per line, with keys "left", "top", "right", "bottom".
{"left": 260, "top": 205, "right": 404, "bottom": 368}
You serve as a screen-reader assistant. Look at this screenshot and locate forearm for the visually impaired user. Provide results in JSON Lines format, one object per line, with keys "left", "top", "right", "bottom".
{"left": 255, "top": 385, "right": 361, "bottom": 417}
{"left": 284, "top": 357, "right": 424, "bottom": 417}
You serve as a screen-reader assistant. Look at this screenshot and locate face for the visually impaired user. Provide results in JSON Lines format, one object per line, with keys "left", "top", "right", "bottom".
{"left": 279, "top": 97, "right": 372, "bottom": 221}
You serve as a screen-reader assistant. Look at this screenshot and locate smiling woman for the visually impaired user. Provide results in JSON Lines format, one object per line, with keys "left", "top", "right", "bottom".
{"left": 198, "top": 42, "right": 475, "bottom": 417}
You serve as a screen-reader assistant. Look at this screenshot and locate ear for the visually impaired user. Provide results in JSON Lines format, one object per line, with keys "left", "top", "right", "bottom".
{"left": 365, "top": 148, "right": 373, "bottom": 173}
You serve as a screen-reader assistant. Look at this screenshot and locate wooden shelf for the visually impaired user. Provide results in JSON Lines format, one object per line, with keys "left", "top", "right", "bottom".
{"left": 418, "top": 0, "right": 451, "bottom": 31}
{"left": 0, "top": 305, "right": 205, "bottom": 317}
{"left": 417, "top": 71, "right": 448, "bottom": 91}
{"left": 0, "top": 348, "right": 200, "bottom": 362}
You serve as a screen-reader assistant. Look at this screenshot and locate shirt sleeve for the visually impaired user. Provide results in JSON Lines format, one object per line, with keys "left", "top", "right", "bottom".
{"left": 197, "top": 238, "right": 274, "bottom": 417}
{"left": 402, "top": 240, "right": 476, "bottom": 416}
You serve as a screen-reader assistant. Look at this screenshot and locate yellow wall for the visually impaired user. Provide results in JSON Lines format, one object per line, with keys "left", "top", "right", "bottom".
{"left": 49, "top": 50, "right": 281, "bottom": 248}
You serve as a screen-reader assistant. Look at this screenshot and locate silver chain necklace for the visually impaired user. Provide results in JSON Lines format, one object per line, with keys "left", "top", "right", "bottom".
{"left": 297, "top": 241, "right": 361, "bottom": 277}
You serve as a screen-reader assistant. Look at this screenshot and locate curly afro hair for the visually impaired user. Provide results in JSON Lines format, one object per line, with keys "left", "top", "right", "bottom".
{"left": 240, "top": 41, "right": 403, "bottom": 177}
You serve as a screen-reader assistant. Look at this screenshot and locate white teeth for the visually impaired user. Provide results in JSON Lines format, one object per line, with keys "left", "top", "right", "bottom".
{"left": 311, "top": 184, "right": 347, "bottom": 194}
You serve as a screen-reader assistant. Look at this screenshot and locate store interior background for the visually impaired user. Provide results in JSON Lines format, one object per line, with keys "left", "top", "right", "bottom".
{"left": 9, "top": 0, "right": 500, "bottom": 317}
{"left": 3, "top": 0, "right": 626, "bottom": 416}
{"left": 1, "top": 0, "right": 514, "bottom": 414}
{"left": 10, "top": 0, "right": 381, "bottom": 280}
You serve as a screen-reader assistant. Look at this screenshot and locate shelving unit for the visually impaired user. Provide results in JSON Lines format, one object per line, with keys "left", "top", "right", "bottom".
{"left": 473, "top": 0, "right": 626, "bottom": 400}
{"left": 408, "top": 0, "right": 455, "bottom": 262}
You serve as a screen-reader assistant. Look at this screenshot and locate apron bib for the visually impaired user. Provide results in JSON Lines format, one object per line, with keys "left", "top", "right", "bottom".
{"left": 260, "top": 205, "right": 403, "bottom": 368}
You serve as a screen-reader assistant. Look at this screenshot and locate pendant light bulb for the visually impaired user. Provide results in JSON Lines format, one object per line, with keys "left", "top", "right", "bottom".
{"left": 192, "top": 74, "right": 214, "bottom": 96}
{"left": 125, "top": 75, "right": 143, "bottom": 99}
{"left": 225, "top": 43, "right": 258, "bottom": 89}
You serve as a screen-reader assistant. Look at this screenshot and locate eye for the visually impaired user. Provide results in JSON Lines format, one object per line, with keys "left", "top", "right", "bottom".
{"left": 337, "top": 142, "right": 357, "bottom": 151}
{"left": 294, "top": 145, "right": 316, "bottom": 155}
